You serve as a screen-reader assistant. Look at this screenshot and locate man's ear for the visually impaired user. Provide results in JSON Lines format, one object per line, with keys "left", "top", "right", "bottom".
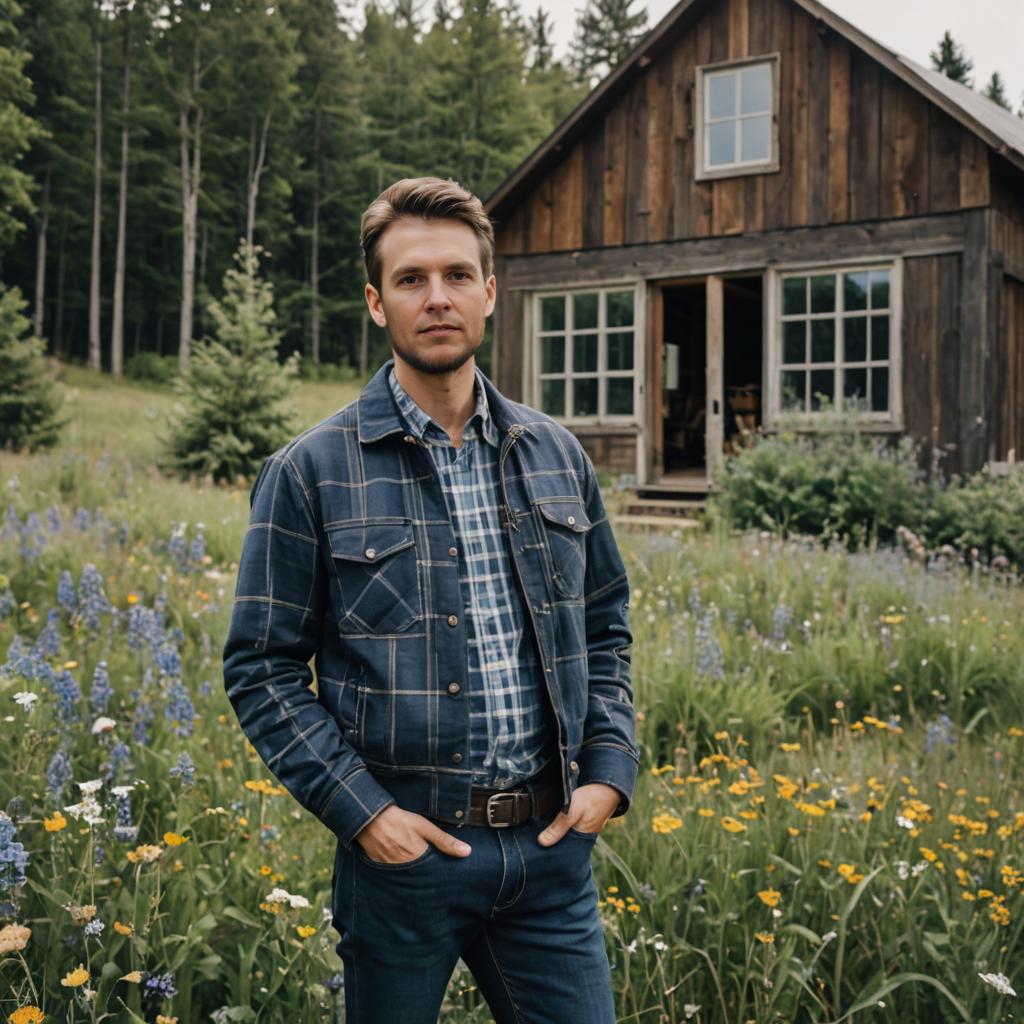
{"left": 483, "top": 273, "right": 496, "bottom": 318}
{"left": 365, "top": 282, "right": 387, "bottom": 328}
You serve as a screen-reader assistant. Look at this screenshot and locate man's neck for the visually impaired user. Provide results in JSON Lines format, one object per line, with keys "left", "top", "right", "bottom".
{"left": 393, "top": 356, "right": 477, "bottom": 448}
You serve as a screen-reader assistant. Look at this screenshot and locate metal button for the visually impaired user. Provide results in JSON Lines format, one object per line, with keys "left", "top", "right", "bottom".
{"left": 365, "top": 548, "right": 376, "bottom": 560}
{"left": 451, "top": 752, "right": 463, "bottom": 764}
{"left": 570, "top": 760, "right": 579, "bottom": 772}
{"left": 448, "top": 546, "right": 458, "bottom": 557}
{"left": 403, "top": 434, "right": 416, "bottom": 443}
{"left": 447, "top": 682, "right": 461, "bottom": 695}
{"left": 567, "top": 515, "right": 576, "bottom": 526}
{"left": 455, "top": 809, "right": 464, "bottom": 819}
{"left": 447, "top": 614, "right": 459, "bottom": 627}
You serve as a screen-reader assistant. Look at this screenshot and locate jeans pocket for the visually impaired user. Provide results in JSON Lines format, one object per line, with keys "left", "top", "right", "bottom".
{"left": 566, "top": 825, "right": 600, "bottom": 842}
{"left": 353, "top": 841, "right": 437, "bottom": 871}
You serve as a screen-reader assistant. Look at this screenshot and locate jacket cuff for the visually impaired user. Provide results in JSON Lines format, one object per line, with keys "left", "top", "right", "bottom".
{"left": 576, "top": 744, "right": 639, "bottom": 818}
{"left": 318, "top": 767, "right": 396, "bottom": 850}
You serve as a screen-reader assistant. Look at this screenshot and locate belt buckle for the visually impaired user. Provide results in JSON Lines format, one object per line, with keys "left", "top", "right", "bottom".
{"left": 486, "top": 792, "right": 519, "bottom": 828}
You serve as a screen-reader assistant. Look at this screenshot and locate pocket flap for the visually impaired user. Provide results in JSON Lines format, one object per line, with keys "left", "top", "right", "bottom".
{"left": 534, "top": 498, "right": 592, "bottom": 532}
{"left": 327, "top": 521, "right": 415, "bottom": 563}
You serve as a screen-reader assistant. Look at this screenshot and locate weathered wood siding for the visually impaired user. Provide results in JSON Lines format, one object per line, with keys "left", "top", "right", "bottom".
{"left": 492, "top": 0, "right": 991, "bottom": 261}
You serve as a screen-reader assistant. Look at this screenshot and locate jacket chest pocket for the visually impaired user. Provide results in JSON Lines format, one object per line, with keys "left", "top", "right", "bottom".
{"left": 533, "top": 497, "right": 592, "bottom": 601}
{"left": 326, "top": 520, "right": 422, "bottom": 634}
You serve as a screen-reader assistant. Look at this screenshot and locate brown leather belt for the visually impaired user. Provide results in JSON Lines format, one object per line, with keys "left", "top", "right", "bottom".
{"left": 466, "top": 783, "right": 561, "bottom": 827}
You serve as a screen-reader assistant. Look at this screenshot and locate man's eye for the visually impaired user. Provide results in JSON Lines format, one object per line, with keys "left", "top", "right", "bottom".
{"left": 400, "top": 275, "right": 419, "bottom": 285}
{"left": 450, "top": 272, "right": 469, "bottom": 281}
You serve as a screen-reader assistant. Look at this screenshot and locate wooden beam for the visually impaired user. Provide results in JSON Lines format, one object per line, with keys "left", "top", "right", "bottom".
{"left": 706, "top": 275, "right": 724, "bottom": 481}
{"left": 501, "top": 212, "right": 968, "bottom": 290}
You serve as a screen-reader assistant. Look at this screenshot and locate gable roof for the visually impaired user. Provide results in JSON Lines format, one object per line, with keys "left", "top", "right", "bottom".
{"left": 485, "top": 0, "right": 1024, "bottom": 223}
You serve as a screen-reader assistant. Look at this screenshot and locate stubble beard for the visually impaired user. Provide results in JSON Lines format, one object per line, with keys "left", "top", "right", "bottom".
{"left": 389, "top": 329, "right": 482, "bottom": 376}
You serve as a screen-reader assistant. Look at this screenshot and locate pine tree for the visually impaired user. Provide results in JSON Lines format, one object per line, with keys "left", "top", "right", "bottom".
{"left": 162, "top": 241, "right": 298, "bottom": 483}
{"left": 981, "top": 70, "right": 1011, "bottom": 111}
{"left": 929, "top": 30, "right": 973, "bottom": 87}
{"left": 0, "top": 285, "right": 63, "bottom": 452}
{"left": 570, "top": 0, "right": 648, "bottom": 85}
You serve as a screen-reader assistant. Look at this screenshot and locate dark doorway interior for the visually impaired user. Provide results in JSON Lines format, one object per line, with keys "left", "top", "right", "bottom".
{"left": 723, "top": 276, "right": 764, "bottom": 450}
{"left": 661, "top": 283, "right": 707, "bottom": 473}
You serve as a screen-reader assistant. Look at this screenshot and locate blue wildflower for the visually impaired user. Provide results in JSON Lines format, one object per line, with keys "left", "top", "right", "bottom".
{"left": 169, "top": 751, "right": 195, "bottom": 790}
{"left": 258, "top": 825, "right": 280, "bottom": 849}
{"left": 2, "top": 636, "right": 37, "bottom": 680}
{"left": 132, "top": 698, "right": 155, "bottom": 745}
{"left": 169, "top": 525, "right": 188, "bottom": 572}
{"left": 324, "top": 972, "right": 344, "bottom": 993}
{"left": 57, "top": 570, "right": 77, "bottom": 612}
{"left": 926, "top": 714, "right": 957, "bottom": 754}
{"left": 142, "top": 970, "right": 177, "bottom": 1004}
{"left": 77, "top": 564, "right": 111, "bottom": 630}
{"left": 20, "top": 512, "right": 44, "bottom": 561}
{"left": 104, "top": 740, "right": 132, "bottom": 784}
{"left": 31, "top": 609, "right": 61, "bottom": 659}
{"left": 90, "top": 661, "right": 113, "bottom": 715}
{"left": 694, "top": 610, "right": 724, "bottom": 679}
{"left": 153, "top": 642, "right": 181, "bottom": 678}
{"left": 3, "top": 505, "right": 20, "bottom": 537}
{"left": 165, "top": 680, "right": 194, "bottom": 737}
{"left": 118, "top": 523, "right": 130, "bottom": 548}
{"left": 199, "top": 680, "right": 213, "bottom": 698}
{"left": 189, "top": 524, "right": 206, "bottom": 567}
{"left": 771, "top": 603, "right": 792, "bottom": 641}
{"left": 0, "top": 812, "right": 29, "bottom": 894}
{"left": 84, "top": 918, "right": 104, "bottom": 938}
{"left": 74, "top": 508, "right": 90, "bottom": 531}
{"left": 53, "top": 669, "right": 81, "bottom": 724}
{"left": 46, "top": 749, "right": 73, "bottom": 802}
{"left": 46, "top": 505, "right": 62, "bottom": 533}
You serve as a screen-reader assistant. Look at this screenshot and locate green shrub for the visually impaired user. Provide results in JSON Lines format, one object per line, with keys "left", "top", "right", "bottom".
{"left": 124, "top": 351, "right": 178, "bottom": 386}
{"left": 296, "top": 357, "right": 361, "bottom": 383}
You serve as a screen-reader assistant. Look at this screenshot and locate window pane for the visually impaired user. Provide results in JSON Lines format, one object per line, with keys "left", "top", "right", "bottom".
{"left": 541, "top": 378, "right": 565, "bottom": 417}
{"left": 573, "top": 293, "right": 598, "bottom": 330}
{"left": 607, "top": 377, "right": 634, "bottom": 416}
{"left": 870, "top": 269, "right": 890, "bottom": 309}
{"left": 573, "top": 334, "right": 598, "bottom": 373}
{"left": 573, "top": 378, "right": 598, "bottom": 417}
{"left": 708, "top": 72, "right": 737, "bottom": 119}
{"left": 606, "top": 290, "right": 634, "bottom": 327}
{"left": 740, "top": 115, "right": 771, "bottom": 162}
{"left": 781, "top": 370, "right": 805, "bottom": 411}
{"left": 810, "top": 275, "right": 836, "bottom": 313}
{"left": 871, "top": 367, "right": 889, "bottom": 411}
{"left": 871, "top": 315, "right": 889, "bottom": 361}
{"left": 810, "top": 369, "right": 834, "bottom": 411}
{"left": 607, "top": 332, "right": 634, "bottom": 371}
{"left": 843, "top": 272, "right": 868, "bottom": 311}
{"left": 708, "top": 120, "right": 735, "bottom": 166}
{"left": 783, "top": 321, "right": 806, "bottom": 364}
{"left": 541, "top": 336, "right": 564, "bottom": 374}
{"left": 844, "top": 317, "right": 867, "bottom": 362}
{"left": 541, "top": 296, "right": 564, "bottom": 332}
{"left": 843, "top": 367, "right": 867, "bottom": 406}
{"left": 783, "top": 277, "right": 806, "bottom": 315}
{"left": 810, "top": 319, "right": 835, "bottom": 363}
{"left": 740, "top": 63, "right": 772, "bottom": 115}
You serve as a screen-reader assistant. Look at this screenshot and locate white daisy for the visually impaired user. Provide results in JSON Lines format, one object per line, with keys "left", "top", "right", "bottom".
{"left": 978, "top": 972, "right": 1016, "bottom": 997}
{"left": 91, "top": 716, "right": 117, "bottom": 734}
{"left": 13, "top": 692, "right": 38, "bottom": 710}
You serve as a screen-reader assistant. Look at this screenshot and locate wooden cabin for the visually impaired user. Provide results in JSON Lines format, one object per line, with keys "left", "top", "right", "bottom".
{"left": 485, "top": 0, "right": 1024, "bottom": 492}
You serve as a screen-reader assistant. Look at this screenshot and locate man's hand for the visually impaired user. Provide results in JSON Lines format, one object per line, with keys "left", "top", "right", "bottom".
{"left": 354, "top": 804, "right": 473, "bottom": 864}
{"left": 537, "top": 782, "right": 621, "bottom": 846}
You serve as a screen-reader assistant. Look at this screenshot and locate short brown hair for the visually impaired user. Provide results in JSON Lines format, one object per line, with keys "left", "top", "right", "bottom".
{"left": 360, "top": 177, "right": 495, "bottom": 292}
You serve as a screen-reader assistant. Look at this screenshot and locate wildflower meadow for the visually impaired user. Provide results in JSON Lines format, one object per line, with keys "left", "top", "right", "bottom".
{"left": 1, "top": 368, "right": 1022, "bottom": 1023}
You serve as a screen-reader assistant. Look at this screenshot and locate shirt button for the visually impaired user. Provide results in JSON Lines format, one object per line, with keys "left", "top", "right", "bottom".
{"left": 451, "top": 752, "right": 463, "bottom": 764}
{"left": 567, "top": 515, "right": 576, "bottom": 526}
{"left": 570, "top": 761, "right": 579, "bottom": 772}
{"left": 447, "top": 682, "right": 461, "bottom": 695}
{"left": 455, "top": 809, "right": 464, "bottom": 819}
{"left": 448, "top": 545, "right": 458, "bottom": 557}
{"left": 447, "top": 614, "right": 459, "bottom": 627}
{"left": 365, "top": 548, "right": 376, "bottom": 560}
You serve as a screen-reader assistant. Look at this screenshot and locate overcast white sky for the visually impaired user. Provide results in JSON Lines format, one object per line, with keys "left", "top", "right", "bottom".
{"left": 536, "top": 0, "right": 1024, "bottom": 112}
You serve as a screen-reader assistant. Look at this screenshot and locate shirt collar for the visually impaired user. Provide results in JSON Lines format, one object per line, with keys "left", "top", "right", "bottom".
{"left": 387, "top": 364, "right": 499, "bottom": 448}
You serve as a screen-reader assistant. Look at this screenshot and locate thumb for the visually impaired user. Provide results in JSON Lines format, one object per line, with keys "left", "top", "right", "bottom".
{"left": 423, "top": 822, "right": 472, "bottom": 857}
{"left": 537, "top": 813, "right": 569, "bottom": 846}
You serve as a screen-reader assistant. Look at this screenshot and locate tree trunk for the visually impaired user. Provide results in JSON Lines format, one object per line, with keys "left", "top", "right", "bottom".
{"left": 55, "top": 212, "right": 67, "bottom": 357}
{"left": 245, "top": 110, "right": 272, "bottom": 251}
{"left": 310, "top": 105, "right": 321, "bottom": 365}
{"left": 178, "top": 39, "right": 202, "bottom": 374}
{"left": 89, "top": 31, "right": 103, "bottom": 371}
{"left": 33, "top": 165, "right": 50, "bottom": 339}
{"left": 111, "top": 17, "right": 131, "bottom": 379}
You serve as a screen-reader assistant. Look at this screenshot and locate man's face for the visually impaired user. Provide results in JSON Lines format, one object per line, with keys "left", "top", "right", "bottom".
{"left": 365, "top": 216, "right": 496, "bottom": 376}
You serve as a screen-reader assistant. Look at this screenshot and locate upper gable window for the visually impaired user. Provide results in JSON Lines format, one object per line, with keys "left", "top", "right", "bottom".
{"left": 695, "top": 56, "right": 780, "bottom": 181}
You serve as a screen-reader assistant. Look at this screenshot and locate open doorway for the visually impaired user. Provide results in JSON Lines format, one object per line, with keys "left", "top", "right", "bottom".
{"left": 658, "top": 274, "right": 764, "bottom": 486}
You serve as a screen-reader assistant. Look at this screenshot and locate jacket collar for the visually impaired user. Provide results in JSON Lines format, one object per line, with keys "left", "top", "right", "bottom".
{"left": 357, "top": 356, "right": 524, "bottom": 444}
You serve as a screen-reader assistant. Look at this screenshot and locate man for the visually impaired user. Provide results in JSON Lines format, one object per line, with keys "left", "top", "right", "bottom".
{"left": 223, "top": 177, "right": 639, "bottom": 1023}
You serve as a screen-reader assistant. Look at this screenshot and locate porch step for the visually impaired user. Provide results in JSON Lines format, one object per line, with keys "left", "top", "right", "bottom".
{"left": 612, "top": 514, "right": 702, "bottom": 530}
{"left": 625, "top": 497, "right": 706, "bottom": 516}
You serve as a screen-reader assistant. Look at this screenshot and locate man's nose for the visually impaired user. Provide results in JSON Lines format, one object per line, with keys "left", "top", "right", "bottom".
{"left": 425, "top": 275, "right": 452, "bottom": 311}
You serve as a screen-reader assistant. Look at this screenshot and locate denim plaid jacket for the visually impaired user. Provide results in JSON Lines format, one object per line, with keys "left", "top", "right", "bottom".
{"left": 222, "top": 357, "right": 639, "bottom": 850}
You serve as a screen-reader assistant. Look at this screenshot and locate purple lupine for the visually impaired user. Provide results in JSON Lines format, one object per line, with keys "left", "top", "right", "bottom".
{"left": 165, "top": 680, "right": 194, "bottom": 737}
{"left": 169, "top": 751, "right": 195, "bottom": 790}
{"left": 52, "top": 669, "right": 81, "bottom": 724}
{"left": 45, "top": 505, "right": 62, "bottom": 533}
{"left": 73, "top": 508, "right": 90, "bottom": 531}
{"left": 46, "top": 749, "right": 73, "bottom": 801}
{"left": 77, "top": 564, "right": 111, "bottom": 630}
{"left": 0, "top": 812, "right": 28, "bottom": 895}
{"left": 20, "top": 513, "right": 44, "bottom": 562}
{"left": 90, "top": 661, "right": 113, "bottom": 715}
{"left": 104, "top": 740, "right": 132, "bottom": 785}
{"left": 31, "top": 609, "right": 61, "bottom": 659}
{"left": 57, "top": 570, "right": 77, "bottom": 612}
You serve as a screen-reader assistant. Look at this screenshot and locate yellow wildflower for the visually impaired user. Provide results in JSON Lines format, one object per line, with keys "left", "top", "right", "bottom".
{"left": 61, "top": 964, "right": 89, "bottom": 988}
{"left": 126, "top": 844, "right": 162, "bottom": 864}
{"left": 9, "top": 1007, "right": 45, "bottom": 1024}
{"left": 607, "top": 886, "right": 619, "bottom": 894}
{"left": 0, "top": 923, "right": 31, "bottom": 954}
{"left": 126, "top": 593, "right": 139, "bottom": 605}
{"left": 720, "top": 816, "right": 746, "bottom": 834}
{"left": 114, "top": 920, "right": 134, "bottom": 935}
{"left": 43, "top": 811, "right": 67, "bottom": 832}
{"left": 787, "top": 827, "right": 800, "bottom": 837}
{"left": 919, "top": 847, "right": 938, "bottom": 863}
{"left": 697, "top": 808, "right": 714, "bottom": 818}
{"left": 757, "top": 888, "right": 781, "bottom": 908}
{"left": 754, "top": 931, "right": 775, "bottom": 944}
{"left": 837, "top": 863, "right": 864, "bottom": 884}
{"left": 163, "top": 832, "right": 189, "bottom": 847}
{"left": 795, "top": 801, "right": 826, "bottom": 817}
{"left": 780, "top": 742, "right": 800, "bottom": 752}
{"left": 260, "top": 865, "right": 273, "bottom": 876}
{"left": 652, "top": 813, "right": 683, "bottom": 834}
{"left": 119, "top": 971, "right": 143, "bottom": 983}
{"left": 156, "top": 1017, "right": 179, "bottom": 1024}
{"left": 296, "top": 925, "right": 317, "bottom": 939}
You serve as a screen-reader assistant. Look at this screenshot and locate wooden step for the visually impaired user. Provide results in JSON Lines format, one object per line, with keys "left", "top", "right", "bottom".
{"left": 612, "top": 514, "right": 702, "bottom": 530}
{"left": 625, "top": 497, "right": 706, "bottom": 515}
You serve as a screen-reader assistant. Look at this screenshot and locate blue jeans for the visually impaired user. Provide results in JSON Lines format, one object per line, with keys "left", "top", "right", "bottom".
{"left": 329, "top": 782, "right": 615, "bottom": 1023}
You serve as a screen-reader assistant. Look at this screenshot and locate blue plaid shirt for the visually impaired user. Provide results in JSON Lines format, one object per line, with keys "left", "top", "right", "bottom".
{"left": 387, "top": 365, "right": 555, "bottom": 789}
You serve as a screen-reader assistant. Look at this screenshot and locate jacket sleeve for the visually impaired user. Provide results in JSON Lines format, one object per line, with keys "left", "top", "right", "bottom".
{"left": 222, "top": 452, "right": 395, "bottom": 850}
{"left": 577, "top": 454, "right": 640, "bottom": 817}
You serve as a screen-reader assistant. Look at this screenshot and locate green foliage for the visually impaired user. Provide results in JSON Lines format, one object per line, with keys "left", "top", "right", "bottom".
{"left": 0, "top": 283, "right": 63, "bottom": 451}
{"left": 124, "top": 350, "right": 178, "bottom": 386}
{"left": 571, "top": 0, "right": 649, "bottom": 84}
{"left": 929, "top": 29, "right": 974, "bottom": 86}
{"left": 162, "top": 242, "right": 298, "bottom": 483}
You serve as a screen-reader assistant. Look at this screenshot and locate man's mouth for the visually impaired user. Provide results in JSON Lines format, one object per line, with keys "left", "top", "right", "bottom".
{"left": 420, "top": 323, "right": 459, "bottom": 336}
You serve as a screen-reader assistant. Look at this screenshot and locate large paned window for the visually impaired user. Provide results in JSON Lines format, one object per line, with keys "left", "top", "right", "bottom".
{"left": 535, "top": 287, "right": 638, "bottom": 421}
{"left": 696, "top": 56, "right": 779, "bottom": 180}
{"left": 776, "top": 264, "right": 900, "bottom": 421}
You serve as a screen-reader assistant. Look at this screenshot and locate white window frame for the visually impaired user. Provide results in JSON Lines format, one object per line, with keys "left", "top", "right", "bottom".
{"left": 529, "top": 282, "right": 645, "bottom": 427}
{"left": 695, "top": 54, "right": 780, "bottom": 182}
{"left": 764, "top": 258, "right": 904, "bottom": 431}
